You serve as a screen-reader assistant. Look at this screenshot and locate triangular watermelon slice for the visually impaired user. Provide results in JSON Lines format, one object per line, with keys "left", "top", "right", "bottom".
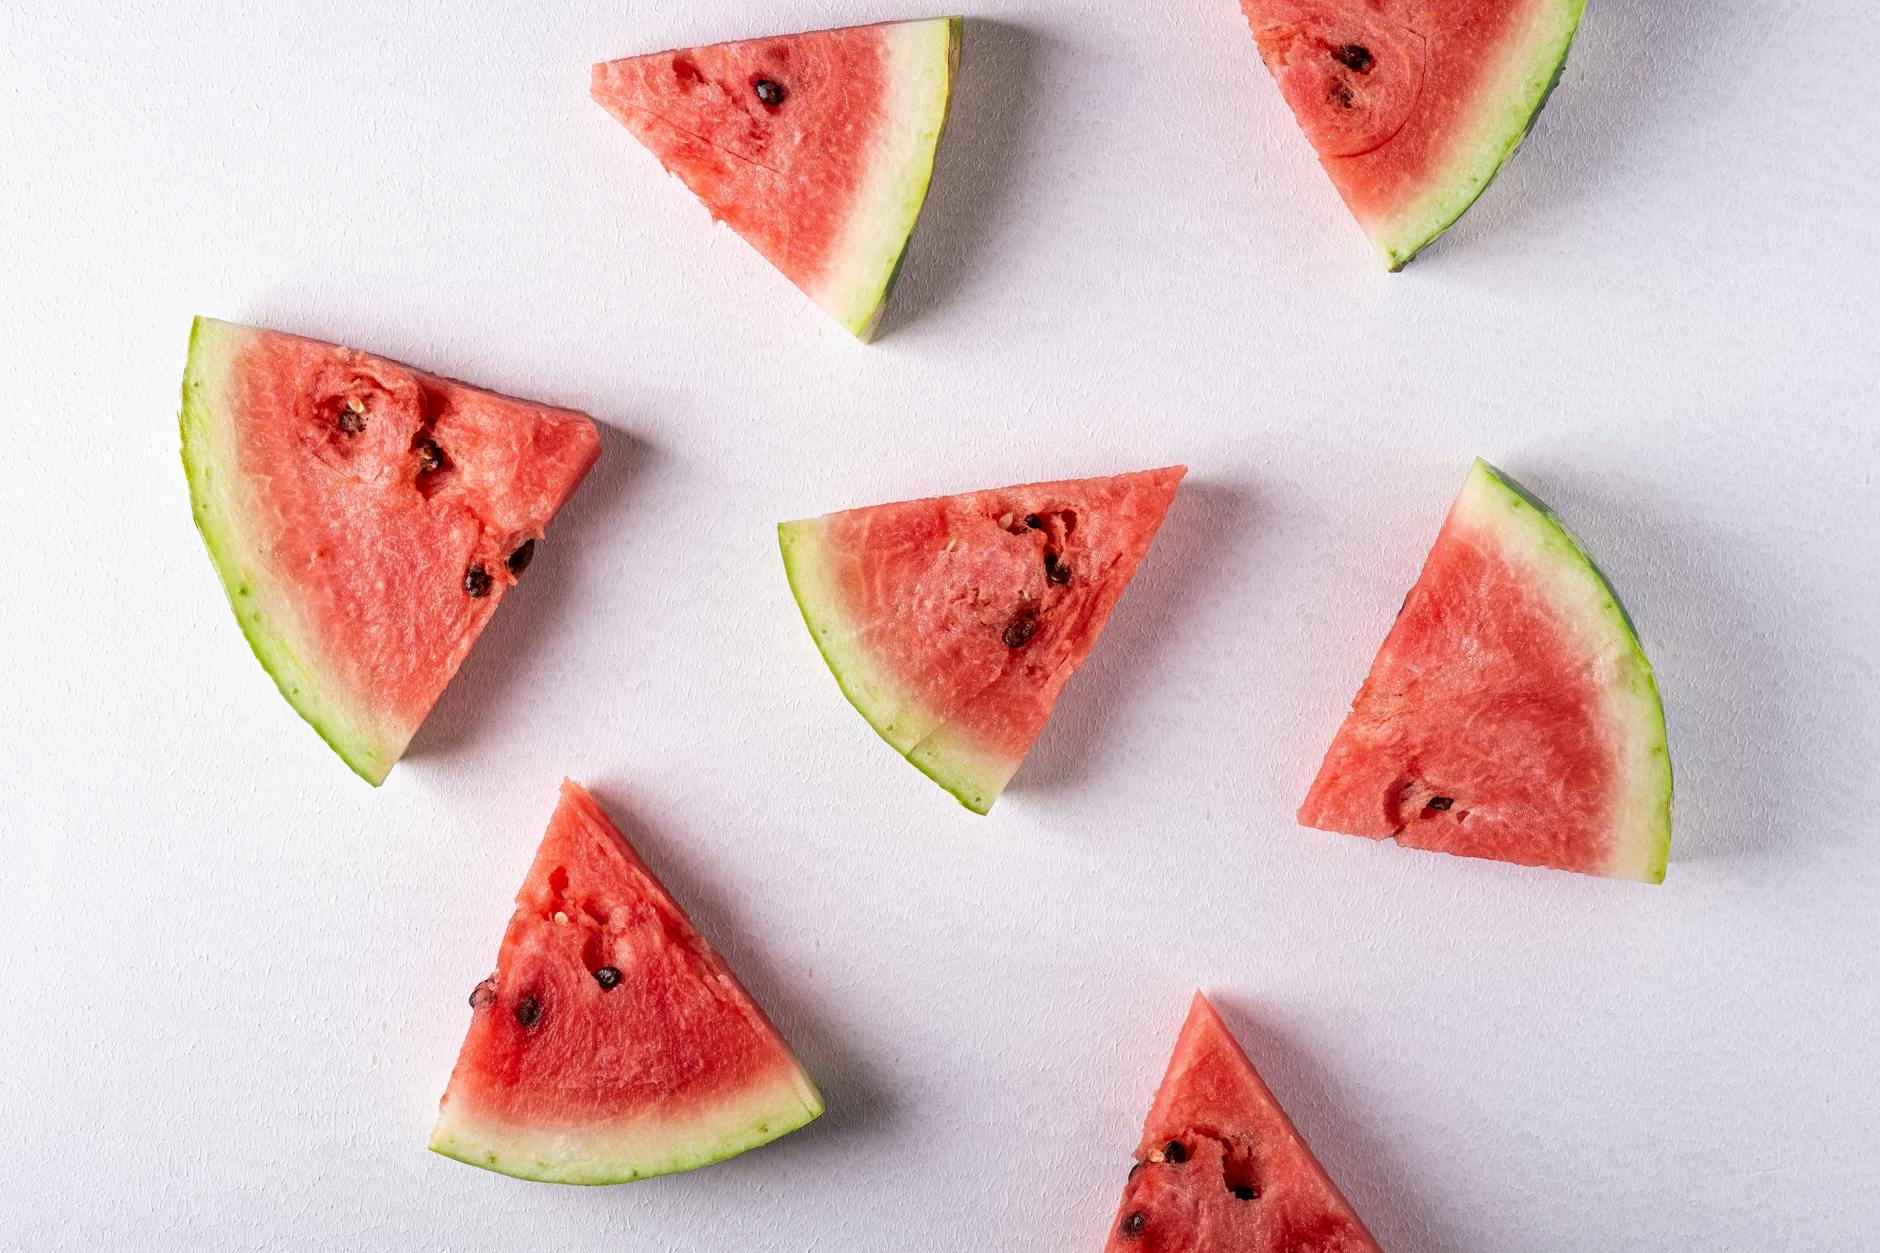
{"left": 180, "top": 319, "right": 600, "bottom": 784}
{"left": 1301, "top": 459, "right": 1672, "bottom": 881}
{"left": 1240, "top": 0, "right": 1586, "bottom": 268}
{"left": 1104, "top": 993, "right": 1382, "bottom": 1252}
{"left": 431, "top": 780, "right": 824, "bottom": 1183}
{"left": 592, "top": 19, "right": 962, "bottom": 341}
{"left": 779, "top": 467, "right": 1186, "bottom": 813}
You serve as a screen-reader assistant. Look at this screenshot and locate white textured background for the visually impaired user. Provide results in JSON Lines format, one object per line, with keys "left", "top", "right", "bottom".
{"left": 3, "top": 1, "right": 1877, "bottom": 1249}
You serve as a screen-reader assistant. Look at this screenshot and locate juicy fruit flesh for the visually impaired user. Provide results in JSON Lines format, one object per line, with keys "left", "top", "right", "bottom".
{"left": 1300, "top": 460, "right": 1670, "bottom": 881}
{"left": 181, "top": 319, "right": 599, "bottom": 783}
{"left": 1105, "top": 994, "right": 1381, "bottom": 1253}
{"left": 430, "top": 781, "right": 822, "bottom": 1184}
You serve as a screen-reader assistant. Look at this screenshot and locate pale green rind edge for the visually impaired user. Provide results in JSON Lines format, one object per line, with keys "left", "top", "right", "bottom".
{"left": 429, "top": 1078, "right": 825, "bottom": 1185}
{"left": 1369, "top": 0, "right": 1588, "bottom": 270}
{"left": 179, "top": 317, "right": 397, "bottom": 785}
{"left": 1463, "top": 458, "right": 1673, "bottom": 883}
{"left": 819, "top": 17, "right": 964, "bottom": 341}
{"left": 778, "top": 518, "right": 1013, "bottom": 814}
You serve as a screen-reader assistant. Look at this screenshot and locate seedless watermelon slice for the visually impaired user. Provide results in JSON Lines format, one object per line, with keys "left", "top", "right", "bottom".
{"left": 431, "top": 781, "right": 824, "bottom": 1184}
{"left": 1240, "top": 0, "right": 1586, "bottom": 268}
{"left": 1104, "top": 993, "right": 1382, "bottom": 1252}
{"left": 1301, "top": 459, "right": 1672, "bottom": 881}
{"left": 780, "top": 468, "right": 1185, "bottom": 813}
{"left": 592, "top": 19, "right": 962, "bottom": 341}
{"left": 180, "top": 319, "right": 600, "bottom": 784}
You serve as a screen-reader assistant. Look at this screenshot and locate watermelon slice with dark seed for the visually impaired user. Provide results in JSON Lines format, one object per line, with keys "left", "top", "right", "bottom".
{"left": 1104, "top": 993, "right": 1382, "bottom": 1252}
{"left": 592, "top": 19, "right": 962, "bottom": 341}
{"left": 180, "top": 319, "right": 600, "bottom": 784}
{"left": 779, "top": 467, "right": 1185, "bottom": 813}
{"left": 431, "top": 780, "right": 824, "bottom": 1184}
{"left": 1301, "top": 459, "right": 1672, "bottom": 881}
{"left": 1240, "top": 0, "right": 1586, "bottom": 268}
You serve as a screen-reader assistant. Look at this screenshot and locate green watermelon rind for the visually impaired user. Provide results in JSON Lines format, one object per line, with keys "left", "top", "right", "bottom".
{"left": 816, "top": 16, "right": 964, "bottom": 342}
{"left": 179, "top": 317, "right": 398, "bottom": 785}
{"left": 429, "top": 1071, "right": 825, "bottom": 1185}
{"left": 778, "top": 518, "right": 1012, "bottom": 814}
{"left": 1370, "top": 0, "right": 1588, "bottom": 270}
{"left": 1461, "top": 459, "right": 1673, "bottom": 883}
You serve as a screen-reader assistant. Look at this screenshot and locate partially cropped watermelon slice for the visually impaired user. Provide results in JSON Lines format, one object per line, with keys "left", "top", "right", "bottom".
{"left": 1104, "top": 993, "right": 1382, "bottom": 1253}
{"left": 780, "top": 468, "right": 1185, "bottom": 813}
{"left": 592, "top": 19, "right": 962, "bottom": 341}
{"left": 180, "top": 319, "right": 600, "bottom": 784}
{"left": 431, "top": 780, "right": 824, "bottom": 1184}
{"left": 1240, "top": 0, "right": 1586, "bottom": 268}
{"left": 1302, "top": 459, "right": 1672, "bottom": 881}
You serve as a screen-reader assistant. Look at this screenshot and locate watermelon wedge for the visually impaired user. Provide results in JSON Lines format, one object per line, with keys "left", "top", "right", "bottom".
{"left": 592, "top": 19, "right": 962, "bottom": 341}
{"left": 431, "top": 780, "right": 824, "bottom": 1184}
{"left": 1104, "top": 992, "right": 1382, "bottom": 1253}
{"left": 1301, "top": 459, "right": 1672, "bottom": 881}
{"left": 1240, "top": 0, "right": 1586, "bottom": 268}
{"left": 779, "top": 467, "right": 1186, "bottom": 813}
{"left": 180, "top": 319, "right": 600, "bottom": 785}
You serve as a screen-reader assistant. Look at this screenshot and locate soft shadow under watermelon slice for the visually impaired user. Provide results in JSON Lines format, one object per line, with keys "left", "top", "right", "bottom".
{"left": 430, "top": 781, "right": 824, "bottom": 1184}
{"left": 1103, "top": 993, "right": 1383, "bottom": 1252}
{"left": 779, "top": 467, "right": 1186, "bottom": 813}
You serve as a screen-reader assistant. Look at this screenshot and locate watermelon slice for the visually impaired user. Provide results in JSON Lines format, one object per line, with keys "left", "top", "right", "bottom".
{"left": 1240, "top": 0, "right": 1586, "bottom": 268}
{"left": 180, "top": 319, "right": 600, "bottom": 784}
{"left": 1104, "top": 992, "right": 1382, "bottom": 1253}
{"left": 592, "top": 19, "right": 962, "bottom": 341}
{"left": 1301, "top": 459, "right": 1672, "bottom": 881}
{"left": 779, "top": 467, "right": 1186, "bottom": 813}
{"left": 431, "top": 780, "right": 824, "bottom": 1184}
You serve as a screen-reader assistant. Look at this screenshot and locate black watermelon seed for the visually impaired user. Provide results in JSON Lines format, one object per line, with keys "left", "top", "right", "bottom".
{"left": 1427, "top": 796, "right": 1454, "bottom": 811}
{"left": 753, "top": 79, "right": 785, "bottom": 106}
{"left": 1044, "top": 552, "right": 1072, "bottom": 585}
{"left": 1332, "top": 44, "right": 1375, "bottom": 72}
{"left": 414, "top": 438, "right": 445, "bottom": 474}
{"left": 594, "top": 966, "right": 622, "bottom": 990}
{"left": 506, "top": 539, "right": 536, "bottom": 576}
{"left": 514, "top": 995, "right": 542, "bottom": 1028}
{"left": 337, "top": 408, "right": 366, "bottom": 436}
{"left": 468, "top": 978, "right": 496, "bottom": 1009}
{"left": 1232, "top": 1185, "right": 1259, "bottom": 1201}
{"left": 1024, "top": 513, "right": 1044, "bottom": 529}
{"left": 464, "top": 564, "right": 492, "bottom": 598}
{"left": 1119, "top": 1211, "right": 1146, "bottom": 1238}
{"left": 1003, "top": 617, "right": 1037, "bottom": 649}
{"left": 1163, "top": 1139, "right": 1187, "bottom": 1164}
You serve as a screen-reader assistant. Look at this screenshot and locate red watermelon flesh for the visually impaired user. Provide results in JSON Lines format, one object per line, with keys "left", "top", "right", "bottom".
{"left": 430, "top": 781, "right": 824, "bottom": 1184}
{"left": 1300, "top": 460, "right": 1671, "bottom": 881}
{"left": 180, "top": 319, "right": 600, "bottom": 784}
{"left": 1241, "top": 0, "right": 1586, "bottom": 268}
{"left": 779, "top": 467, "right": 1186, "bottom": 813}
{"left": 1105, "top": 993, "right": 1382, "bottom": 1253}
{"left": 592, "top": 19, "right": 961, "bottom": 341}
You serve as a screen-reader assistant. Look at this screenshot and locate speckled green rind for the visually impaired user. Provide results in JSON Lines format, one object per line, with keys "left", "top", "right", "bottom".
{"left": 1371, "top": 0, "right": 1586, "bottom": 270}
{"left": 1463, "top": 459, "right": 1672, "bottom": 882}
{"left": 178, "top": 317, "right": 397, "bottom": 784}
{"left": 429, "top": 1072, "right": 824, "bottom": 1185}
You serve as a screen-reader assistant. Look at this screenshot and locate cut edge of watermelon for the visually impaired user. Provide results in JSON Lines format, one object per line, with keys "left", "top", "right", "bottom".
{"left": 1365, "top": 0, "right": 1587, "bottom": 270}
{"left": 429, "top": 1069, "right": 825, "bottom": 1186}
{"left": 1455, "top": 458, "right": 1671, "bottom": 882}
{"left": 179, "top": 317, "right": 397, "bottom": 784}
{"left": 816, "top": 16, "right": 963, "bottom": 341}
{"left": 778, "top": 516, "right": 1016, "bottom": 813}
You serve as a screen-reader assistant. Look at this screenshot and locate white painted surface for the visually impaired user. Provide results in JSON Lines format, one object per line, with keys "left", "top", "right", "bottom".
{"left": 3, "top": 1, "right": 1876, "bottom": 1249}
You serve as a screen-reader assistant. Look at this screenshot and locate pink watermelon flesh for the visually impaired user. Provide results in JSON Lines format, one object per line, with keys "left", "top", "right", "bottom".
{"left": 1105, "top": 993, "right": 1382, "bottom": 1253}
{"left": 1300, "top": 460, "right": 1671, "bottom": 881}
{"left": 1241, "top": 0, "right": 1585, "bottom": 267}
{"left": 180, "top": 319, "right": 600, "bottom": 784}
{"left": 430, "top": 781, "right": 823, "bottom": 1184}
{"left": 779, "top": 467, "right": 1186, "bottom": 812}
{"left": 591, "top": 19, "right": 961, "bottom": 340}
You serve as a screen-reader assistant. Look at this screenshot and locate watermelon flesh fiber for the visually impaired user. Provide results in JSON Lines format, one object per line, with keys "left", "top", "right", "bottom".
{"left": 1105, "top": 993, "right": 1382, "bottom": 1253}
{"left": 180, "top": 319, "right": 600, "bottom": 784}
{"left": 780, "top": 467, "right": 1185, "bottom": 812}
{"left": 431, "top": 780, "right": 823, "bottom": 1184}
{"left": 1301, "top": 460, "right": 1671, "bottom": 881}
{"left": 592, "top": 19, "right": 961, "bottom": 340}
